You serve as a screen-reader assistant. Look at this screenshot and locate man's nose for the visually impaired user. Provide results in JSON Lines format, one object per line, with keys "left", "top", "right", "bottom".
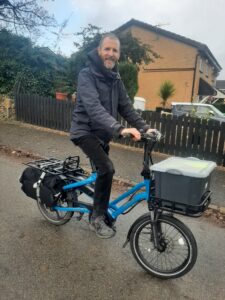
{"left": 108, "top": 49, "right": 114, "bottom": 56}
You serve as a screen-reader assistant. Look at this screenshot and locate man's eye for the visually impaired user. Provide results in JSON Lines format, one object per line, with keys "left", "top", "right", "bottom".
{"left": 104, "top": 48, "right": 118, "bottom": 53}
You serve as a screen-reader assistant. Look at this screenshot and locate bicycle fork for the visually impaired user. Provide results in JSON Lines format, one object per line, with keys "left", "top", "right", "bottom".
{"left": 123, "top": 209, "right": 169, "bottom": 250}
{"left": 150, "top": 209, "right": 165, "bottom": 251}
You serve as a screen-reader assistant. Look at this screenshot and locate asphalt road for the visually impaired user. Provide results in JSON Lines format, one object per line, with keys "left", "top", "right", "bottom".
{"left": 0, "top": 154, "right": 225, "bottom": 300}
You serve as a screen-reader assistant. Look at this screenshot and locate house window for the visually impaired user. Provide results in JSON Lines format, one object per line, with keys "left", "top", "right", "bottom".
{"left": 199, "top": 58, "right": 203, "bottom": 73}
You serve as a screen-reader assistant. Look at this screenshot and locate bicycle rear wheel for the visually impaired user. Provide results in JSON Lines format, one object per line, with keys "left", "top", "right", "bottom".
{"left": 37, "top": 193, "right": 74, "bottom": 226}
{"left": 130, "top": 214, "right": 197, "bottom": 279}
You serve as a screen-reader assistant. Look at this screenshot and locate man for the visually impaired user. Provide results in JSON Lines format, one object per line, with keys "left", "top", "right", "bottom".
{"left": 70, "top": 33, "right": 155, "bottom": 238}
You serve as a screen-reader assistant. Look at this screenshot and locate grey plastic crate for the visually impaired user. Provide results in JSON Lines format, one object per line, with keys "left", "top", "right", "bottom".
{"left": 150, "top": 157, "right": 216, "bottom": 207}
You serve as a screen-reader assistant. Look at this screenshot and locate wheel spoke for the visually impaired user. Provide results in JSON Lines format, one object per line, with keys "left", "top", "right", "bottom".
{"left": 56, "top": 210, "right": 61, "bottom": 219}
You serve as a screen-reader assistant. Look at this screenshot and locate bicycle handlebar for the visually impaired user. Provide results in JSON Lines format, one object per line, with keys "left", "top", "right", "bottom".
{"left": 122, "top": 130, "right": 163, "bottom": 143}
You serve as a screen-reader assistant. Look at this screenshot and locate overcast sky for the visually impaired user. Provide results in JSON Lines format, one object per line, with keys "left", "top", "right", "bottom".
{"left": 42, "top": 0, "right": 225, "bottom": 79}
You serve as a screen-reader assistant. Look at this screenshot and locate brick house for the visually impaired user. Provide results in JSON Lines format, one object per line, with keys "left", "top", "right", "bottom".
{"left": 115, "top": 19, "right": 222, "bottom": 110}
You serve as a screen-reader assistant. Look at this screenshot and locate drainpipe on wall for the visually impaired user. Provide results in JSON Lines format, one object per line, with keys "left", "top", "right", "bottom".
{"left": 191, "top": 52, "right": 199, "bottom": 102}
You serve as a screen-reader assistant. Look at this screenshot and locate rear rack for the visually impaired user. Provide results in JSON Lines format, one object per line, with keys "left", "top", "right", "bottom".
{"left": 151, "top": 191, "right": 212, "bottom": 217}
{"left": 24, "top": 156, "right": 84, "bottom": 175}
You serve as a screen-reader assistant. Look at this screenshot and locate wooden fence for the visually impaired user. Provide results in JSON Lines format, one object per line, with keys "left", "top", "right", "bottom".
{"left": 15, "top": 94, "right": 225, "bottom": 166}
{"left": 15, "top": 94, "right": 75, "bottom": 131}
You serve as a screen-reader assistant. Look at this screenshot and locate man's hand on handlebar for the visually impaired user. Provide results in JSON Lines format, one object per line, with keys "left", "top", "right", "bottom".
{"left": 120, "top": 128, "right": 141, "bottom": 141}
{"left": 120, "top": 127, "right": 161, "bottom": 142}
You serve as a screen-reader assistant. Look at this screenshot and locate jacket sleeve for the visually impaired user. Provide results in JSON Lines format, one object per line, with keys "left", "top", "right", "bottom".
{"left": 77, "top": 69, "right": 124, "bottom": 137}
{"left": 118, "top": 81, "right": 150, "bottom": 131}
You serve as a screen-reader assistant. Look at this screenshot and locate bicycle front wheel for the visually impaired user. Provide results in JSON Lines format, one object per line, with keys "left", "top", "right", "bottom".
{"left": 130, "top": 214, "right": 197, "bottom": 279}
{"left": 37, "top": 194, "right": 74, "bottom": 226}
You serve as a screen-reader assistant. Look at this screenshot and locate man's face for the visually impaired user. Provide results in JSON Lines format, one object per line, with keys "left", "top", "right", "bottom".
{"left": 98, "top": 37, "right": 120, "bottom": 70}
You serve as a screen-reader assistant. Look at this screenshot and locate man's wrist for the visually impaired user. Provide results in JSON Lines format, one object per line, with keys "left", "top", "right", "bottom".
{"left": 113, "top": 125, "right": 124, "bottom": 138}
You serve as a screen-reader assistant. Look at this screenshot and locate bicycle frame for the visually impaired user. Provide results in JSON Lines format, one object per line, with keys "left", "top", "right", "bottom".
{"left": 53, "top": 134, "right": 157, "bottom": 219}
{"left": 54, "top": 172, "right": 153, "bottom": 220}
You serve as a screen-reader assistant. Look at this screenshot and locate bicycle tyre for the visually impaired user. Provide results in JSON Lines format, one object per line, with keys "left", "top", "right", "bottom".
{"left": 130, "top": 214, "right": 197, "bottom": 279}
{"left": 37, "top": 195, "right": 74, "bottom": 226}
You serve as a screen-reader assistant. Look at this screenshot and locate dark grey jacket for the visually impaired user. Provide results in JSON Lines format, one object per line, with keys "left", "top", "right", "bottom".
{"left": 70, "top": 49, "right": 149, "bottom": 143}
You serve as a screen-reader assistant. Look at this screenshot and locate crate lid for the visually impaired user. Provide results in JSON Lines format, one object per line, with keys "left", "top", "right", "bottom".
{"left": 150, "top": 157, "right": 217, "bottom": 178}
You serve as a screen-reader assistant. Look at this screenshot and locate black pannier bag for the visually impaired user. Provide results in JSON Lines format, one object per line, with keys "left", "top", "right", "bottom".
{"left": 20, "top": 167, "right": 41, "bottom": 200}
{"left": 20, "top": 167, "right": 66, "bottom": 207}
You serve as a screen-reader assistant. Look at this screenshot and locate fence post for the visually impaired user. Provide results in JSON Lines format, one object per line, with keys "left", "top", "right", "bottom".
{"left": 217, "top": 122, "right": 225, "bottom": 166}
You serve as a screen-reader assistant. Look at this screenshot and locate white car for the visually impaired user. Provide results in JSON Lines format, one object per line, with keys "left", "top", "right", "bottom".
{"left": 171, "top": 102, "right": 225, "bottom": 123}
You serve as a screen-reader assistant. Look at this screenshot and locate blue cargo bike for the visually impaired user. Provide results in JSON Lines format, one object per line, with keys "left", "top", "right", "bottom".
{"left": 20, "top": 132, "right": 215, "bottom": 279}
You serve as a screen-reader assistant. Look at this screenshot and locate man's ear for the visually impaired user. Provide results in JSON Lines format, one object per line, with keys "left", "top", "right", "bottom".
{"left": 97, "top": 47, "right": 101, "bottom": 55}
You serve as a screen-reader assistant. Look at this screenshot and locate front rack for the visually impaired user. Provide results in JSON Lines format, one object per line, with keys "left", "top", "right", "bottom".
{"left": 25, "top": 156, "right": 84, "bottom": 175}
{"left": 150, "top": 191, "right": 212, "bottom": 217}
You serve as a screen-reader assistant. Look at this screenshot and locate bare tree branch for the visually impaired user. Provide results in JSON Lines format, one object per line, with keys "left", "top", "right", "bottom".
{"left": 0, "top": 0, "right": 57, "bottom": 35}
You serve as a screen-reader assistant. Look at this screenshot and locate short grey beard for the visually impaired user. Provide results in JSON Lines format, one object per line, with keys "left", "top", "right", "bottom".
{"left": 104, "top": 60, "right": 116, "bottom": 70}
